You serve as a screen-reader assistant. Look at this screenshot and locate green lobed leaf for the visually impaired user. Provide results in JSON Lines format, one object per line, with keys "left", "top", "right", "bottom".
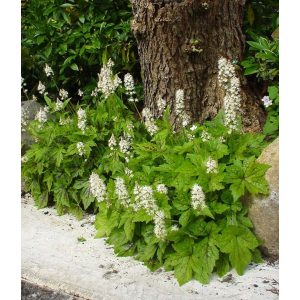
{"left": 217, "top": 225, "right": 259, "bottom": 275}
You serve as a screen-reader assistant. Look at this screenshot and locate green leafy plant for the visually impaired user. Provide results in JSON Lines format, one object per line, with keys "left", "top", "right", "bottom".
{"left": 22, "top": 63, "right": 270, "bottom": 285}
{"left": 21, "top": 0, "right": 139, "bottom": 102}
{"left": 241, "top": 36, "right": 279, "bottom": 82}
{"left": 262, "top": 85, "right": 279, "bottom": 139}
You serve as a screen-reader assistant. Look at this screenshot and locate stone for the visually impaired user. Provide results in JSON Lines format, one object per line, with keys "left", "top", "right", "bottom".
{"left": 245, "top": 138, "right": 279, "bottom": 259}
{"left": 21, "top": 100, "right": 42, "bottom": 152}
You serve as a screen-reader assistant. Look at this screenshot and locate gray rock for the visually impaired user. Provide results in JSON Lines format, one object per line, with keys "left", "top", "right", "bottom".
{"left": 245, "top": 138, "right": 279, "bottom": 258}
{"left": 21, "top": 100, "right": 42, "bottom": 152}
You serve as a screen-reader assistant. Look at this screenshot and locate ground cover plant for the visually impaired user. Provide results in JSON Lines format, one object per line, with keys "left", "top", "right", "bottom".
{"left": 22, "top": 60, "right": 271, "bottom": 285}
{"left": 21, "top": 0, "right": 279, "bottom": 287}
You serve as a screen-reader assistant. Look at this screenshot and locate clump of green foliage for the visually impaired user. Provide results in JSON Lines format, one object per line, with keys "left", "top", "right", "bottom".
{"left": 22, "top": 64, "right": 270, "bottom": 285}
{"left": 241, "top": 36, "right": 278, "bottom": 82}
{"left": 21, "top": 0, "right": 138, "bottom": 101}
{"left": 242, "top": 0, "right": 279, "bottom": 139}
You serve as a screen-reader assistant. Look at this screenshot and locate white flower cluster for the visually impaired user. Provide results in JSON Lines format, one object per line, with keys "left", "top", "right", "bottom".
{"left": 89, "top": 172, "right": 107, "bottom": 202}
{"left": 200, "top": 130, "right": 211, "bottom": 142}
{"left": 218, "top": 57, "right": 242, "bottom": 133}
{"left": 37, "top": 81, "right": 46, "bottom": 95}
{"left": 54, "top": 98, "right": 64, "bottom": 112}
{"left": 77, "top": 108, "right": 86, "bottom": 132}
{"left": 125, "top": 167, "right": 134, "bottom": 178}
{"left": 175, "top": 89, "right": 190, "bottom": 128}
{"left": 261, "top": 96, "right": 272, "bottom": 108}
{"left": 108, "top": 134, "right": 117, "bottom": 150}
{"left": 124, "top": 73, "right": 138, "bottom": 102}
{"left": 133, "top": 183, "right": 167, "bottom": 240}
{"left": 156, "top": 184, "right": 168, "bottom": 194}
{"left": 35, "top": 107, "right": 48, "bottom": 124}
{"left": 157, "top": 95, "right": 166, "bottom": 117}
{"left": 108, "top": 128, "right": 134, "bottom": 162}
{"left": 187, "top": 124, "right": 198, "bottom": 141}
{"left": 219, "top": 136, "right": 226, "bottom": 143}
{"left": 115, "top": 177, "right": 130, "bottom": 208}
{"left": 21, "top": 77, "right": 28, "bottom": 93}
{"left": 95, "top": 59, "right": 122, "bottom": 99}
{"left": 206, "top": 157, "right": 218, "bottom": 174}
{"left": 21, "top": 155, "right": 28, "bottom": 164}
{"left": 59, "top": 116, "right": 71, "bottom": 126}
{"left": 153, "top": 210, "right": 167, "bottom": 240}
{"left": 190, "top": 125, "right": 197, "bottom": 131}
{"left": 59, "top": 89, "right": 68, "bottom": 100}
{"left": 142, "top": 108, "right": 158, "bottom": 136}
{"left": 191, "top": 184, "right": 206, "bottom": 210}
{"left": 76, "top": 142, "right": 85, "bottom": 156}
{"left": 78, "top": 89, "right": 84, "bottom": 97}
{"left": 171, "top": 224, "right": 179, "bottom": 231}
{"left": 119, "top": 136, "right": 131, "bottom": 155}
{"left": 44, "top": 64, "right": 54, "bottom": 77}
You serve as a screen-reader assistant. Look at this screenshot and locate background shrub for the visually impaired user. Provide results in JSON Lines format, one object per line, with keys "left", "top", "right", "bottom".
{"left": 21, "top": 0, "right": 139, "bottom": 102}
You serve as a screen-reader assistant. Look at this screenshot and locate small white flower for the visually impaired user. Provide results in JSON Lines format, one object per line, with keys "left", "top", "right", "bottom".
{"left": 206, "top": 157, "right": 218, "bottom": 174}
{"left": 21, "top": 77, "right": 27, "bottom": 93}
{"left": 187, "top": 133, "right": 195, "bottom": 141}
{"left": 201, "top": 130, "right": 211, "bottom": 142}
{"left": 97, "top": 59, "right": 122, "bottom": 99}
{"left": 54, "top": 98, "right": 64, "bottom": 111}
{"left": 190, "top": 125, "right": 197, "bottom": 131}
{"left": 156, "top": 184, "right": 168, "bottom": 194}
{"left": 59, "top": 89, "right": 69, "bottom": 100}
{"left": 115, "top": 177, "right": 130, "bottom": 208}
{"left": 124, "top": 73, "right": 135, "bottom": 96}
{"left": 108, "top": 134, "right": 117, "bottom": 150}
{"left": 78, "top": 89, "right": 84, "bottom": 97}
{"left": 59, "top": 116, "right": 71, "bottom": 126}
{"left": 171, "top": 224, "right": 179, "bottom": 231}
{"left": 133, "top": 183, "right": 167, "bottom": 240}
{"left": 262, "top": 96, "right": 273, "bottom": 108}
{"left": 21, "top": 155, "right": 28, "bottom": 163}
{"left": 119, "top": 136, "right": 131, "bottom": 155}
{"left": 77, "top": 108, "right": 86, "bottom": 132}
{"left": 125, "top": 167, "right": 134, "bottom": 178}
{"left": 76, "top": 142, "right": 85, "bottom": 156}
{"left": 219, "top": 136, "right": 226, "bottom": 143}
{"left": 91, "top": 89, "right": 98, "bottom": 97}
{"left": 31, "top": 95, "right": 37, "bottom": 101}
{"left": 142, "top": 108, "right": 158, "bottom": 136}
{"left": 37, "top": 81, "right": 46, "bottom": 95}
{"left": 35, "top": 107, "right": 48, "bottom": 124}
{"left": 191, "top": 184, "right": 206, "bottom": 210}
{"left": 44, "top": 64, "right": 54, "bottom": 77}
{"left": 89, "top": 172, "right": 107, "bottom": 202}
{"left": 153, "top": 210, "right": 167, "bottom": 240}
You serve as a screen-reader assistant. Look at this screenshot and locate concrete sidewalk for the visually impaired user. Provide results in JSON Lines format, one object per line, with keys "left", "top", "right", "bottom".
{"left": 21, "top": 196, "right": 279, "bottom": 300}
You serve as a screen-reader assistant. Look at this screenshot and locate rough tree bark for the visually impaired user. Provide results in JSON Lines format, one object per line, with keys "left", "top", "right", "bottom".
{"left": 131, "top": 0, "right": 265, "bottom": 131}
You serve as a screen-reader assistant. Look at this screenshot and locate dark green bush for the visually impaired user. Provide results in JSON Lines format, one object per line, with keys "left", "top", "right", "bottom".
{"left": 21, "top": 0, "right": 139, "bottom": 102}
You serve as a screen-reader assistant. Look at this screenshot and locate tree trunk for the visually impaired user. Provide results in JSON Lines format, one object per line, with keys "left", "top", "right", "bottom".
{"left": 131, "top": 0, "right": 265, "bottom": 131}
